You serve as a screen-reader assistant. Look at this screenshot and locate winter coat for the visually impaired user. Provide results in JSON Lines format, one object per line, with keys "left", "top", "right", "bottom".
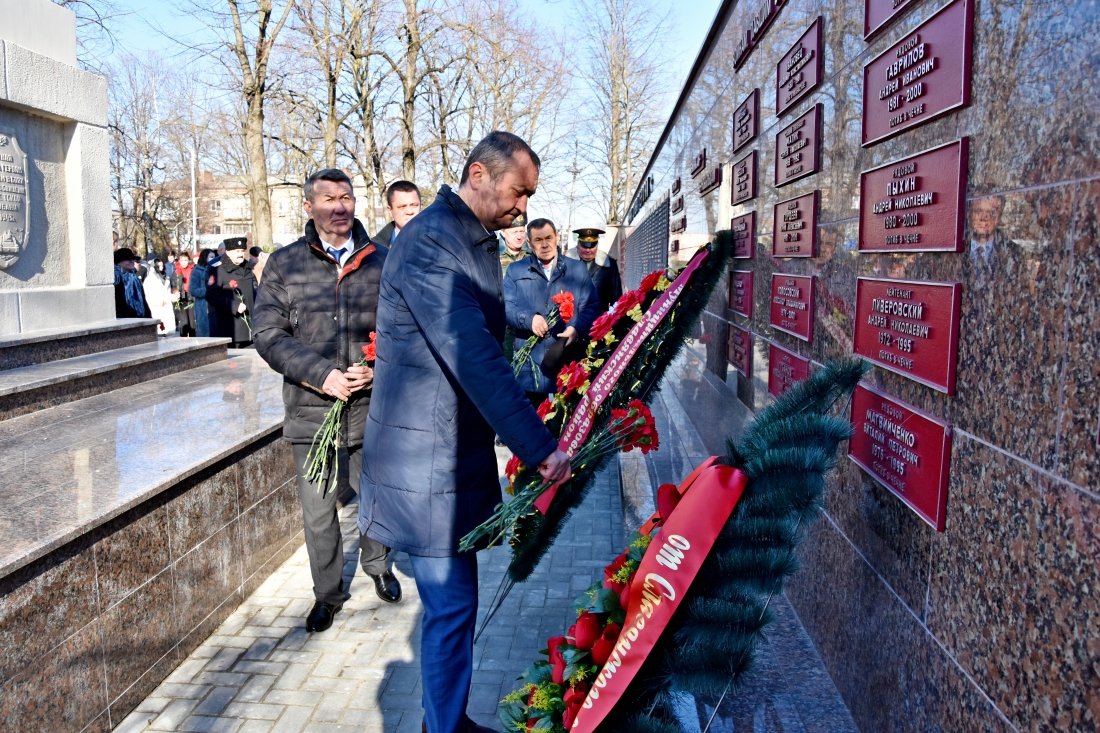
{"left": 504, "top": 253, "right": 600, "bottom": 393}
{"left": 143, "top": 270, "right": 176, "bottom": 335}
{"left": 114, "top": 268, "right": 152, "bottom": 320}
{"left": 253, "top": 219, "right": 385, "bottom": 447}
{"left": 189, "top": 264, "right": 211, "bottom": 337}
{"left": 356, "top": 185, "right": 559, "bottom": 557}
{"left": 206, "top": 258, "right": 257, "bottom": 343}
{"left": 370, "top": 221, "right": 397, "bottom": 250}
{"left": 565, "top": 247, "right": 623, "bottom": 314}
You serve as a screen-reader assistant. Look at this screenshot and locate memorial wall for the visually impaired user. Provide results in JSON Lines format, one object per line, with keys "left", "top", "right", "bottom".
{"left": 622, "top": 0, "right": 1099, "bottom": 729}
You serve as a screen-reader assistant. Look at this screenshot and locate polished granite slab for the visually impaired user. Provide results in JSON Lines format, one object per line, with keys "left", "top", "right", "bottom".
{"left": 0, "top": 352, "right": 285, "bottom": 579}
{"left": 0, "top": 318, "right": 159, "bottom": 371}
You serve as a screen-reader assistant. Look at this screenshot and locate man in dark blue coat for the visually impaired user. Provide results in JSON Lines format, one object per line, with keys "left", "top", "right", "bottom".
{"left": 504, "top": 218, "right": 599, "bottom": 402}
{"left": 358, "top": 132, "right": 571, "bottom": 733}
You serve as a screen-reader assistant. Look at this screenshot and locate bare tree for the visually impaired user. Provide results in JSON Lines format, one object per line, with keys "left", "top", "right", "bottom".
{"left": 577, "top": 0, "right": 670, "bottom": 224}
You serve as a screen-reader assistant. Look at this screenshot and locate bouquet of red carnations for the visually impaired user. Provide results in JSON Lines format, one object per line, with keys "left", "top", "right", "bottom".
{"left": 303, "top": 332, "right": 376, "bottom": 492}
{"left": 229, "top": 279, "right": 253, "bottom": 337}
{"left": 511, "top": 291, "right": 575, "bottom": 390}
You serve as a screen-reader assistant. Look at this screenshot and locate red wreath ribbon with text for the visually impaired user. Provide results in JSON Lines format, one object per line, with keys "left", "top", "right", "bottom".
{"left": 533, "top": 247, "right": 712, "bottom": 515}
{"left": 569, "top": 457, "right": 748, "bottom": 733}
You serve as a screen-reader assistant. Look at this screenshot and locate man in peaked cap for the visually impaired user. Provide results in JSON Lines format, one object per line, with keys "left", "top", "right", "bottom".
{"left": 206, "top": 237, "right": 257, "bottom": 347}
{"left": 565, "top": 225, "right": 622, "bottom": 313}
{"left": 498, "top": 212, "right": 529, "bottom": 363}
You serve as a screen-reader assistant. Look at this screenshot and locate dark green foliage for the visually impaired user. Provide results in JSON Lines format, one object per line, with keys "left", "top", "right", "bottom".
{"left": 598, "top": 356, "right": 868, "bottom": 733}
{"left": 507, "top": 232, "right": 735, "bottom": 583}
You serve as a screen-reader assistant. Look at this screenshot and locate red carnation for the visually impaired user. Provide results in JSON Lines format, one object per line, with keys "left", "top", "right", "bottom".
{"left": 556, "top": 361, "right": 589, "bottom": 397}
{"left": 362, "top": 331, "right": 377, "bottom": 361}
{"left": 613, "top": 288, "right": 646, "bottom": 315}
{"left": 229, "top": 279, "right": 238, "bottom": 289}
{"left": 610, "top": 399, "right": 659, "bottom": 454}
{"left": 551, "top": 291, "right": 575, "bottom": 322}
{"left": 589, "top": 310, "right": 621, "bottom": 341}
{"left": 505, "top": 454, "right": 523, "bottom": 483}
{"left": 640, "top": 269, "right": 662, "bottom": 292}
{"left": 573, "top": 611, "right": 601, "bottom": 651}
{"left": 590, "top": 623, "right": 622, "bottom": 667}
{"left": 536, "top": 398, "right": 554, "bottom": 421}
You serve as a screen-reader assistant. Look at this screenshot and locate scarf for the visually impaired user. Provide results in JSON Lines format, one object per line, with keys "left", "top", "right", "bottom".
{"left": 114, "top": 265, "right": 145, "bottom": 314}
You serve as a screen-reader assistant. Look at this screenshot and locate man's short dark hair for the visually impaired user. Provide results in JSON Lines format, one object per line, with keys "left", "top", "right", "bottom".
{"left": 386, "top": 180, "right": 421, "bottom": 207}
{"left": 527, "top": 218, "right": 556, "bottom": 234}
{"left": 459, "top": 131, "right": 541, "bottom": 185}
{"left": 304, "top": 168, "right": 354, "bottom": 201}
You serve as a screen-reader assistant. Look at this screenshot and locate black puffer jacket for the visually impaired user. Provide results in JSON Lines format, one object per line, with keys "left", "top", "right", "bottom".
{"left": 253, "top": 219, "right": 386, "bottom": 446}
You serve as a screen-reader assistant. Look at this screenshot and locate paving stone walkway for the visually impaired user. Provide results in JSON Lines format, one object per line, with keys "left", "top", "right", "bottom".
{"left": 114, "top": 454, "right": 622, "bottom": 733}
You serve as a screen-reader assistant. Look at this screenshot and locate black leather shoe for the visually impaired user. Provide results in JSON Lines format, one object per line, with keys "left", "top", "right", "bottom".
{"left": 371, "top": 570, "right": 402, "bottom": 603}
{"left": 305, "top": 601, "right": 342, "bottom": 632}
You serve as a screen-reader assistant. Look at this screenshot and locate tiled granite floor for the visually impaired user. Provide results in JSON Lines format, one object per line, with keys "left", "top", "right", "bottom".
{"left": 116, "top": 355, "right": 857, "bottom": 733}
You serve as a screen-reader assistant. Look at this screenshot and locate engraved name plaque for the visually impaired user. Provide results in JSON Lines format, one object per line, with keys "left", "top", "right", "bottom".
{"left": 733, "top": 89, "right": 760, "bottom": 153}
{"left": 734, "top": 0, "right": 788, "bottom": 69}
{"left": 699, "top": 165, "right": 722, "bottom": 196}
{"left": 777, "top": 17, "right": 823, "bottom": 117}
{"left": 853, "top": 277, "right": 962, "bottom": 393}
{"left": 775, "top": 103, "right": 823, "bottom": 187}
{"left": 772, "top": 191, "right": 818, "bottom": 257}
{"left": 0, "top": 130, "right": 29, "bottom": 270}
{"left": 670, "top": 216, "right": 687, "bottom": 234}
{"left": 671, "top": 195, "right": 684, "bottom": 215}
{"left": 691, "top": 149, "right": 707, "bottom": 177}
{"left": 732, "top": 150, "right": 758, "bottom": 206}
{"left": 862, "top": 0, "right": 974, "bottom": 146}
{"left": 672, "top": 177, "right": 681, "bottom": 195}
{"left": 865, "top": 0, "right": 918, "bottom": 39}
{"left": 848, "top": 383, "right": 953, "bottom": 531}
{"left": 732, "top": 212, "right": 756, "bottom": 259}
{"left": 770, "top": 273, "right": 814, "bottom": 342}
{"left": 728, "top": 324, "right": 753, "bottom": 378}
{"left": 859, "top": 138, "right": 969, "bottom": 252}
{"left": 730, "top": 270, "right": 754, "bottom": 318}
{"left": 768, "top": 341, "right": 811, "bottom": 397}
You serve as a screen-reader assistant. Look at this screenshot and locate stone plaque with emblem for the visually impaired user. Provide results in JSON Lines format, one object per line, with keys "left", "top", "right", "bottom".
{"left": 732, "top": 212, "right": 756, "bottom": 259}
{"left": 853, "top": 277, "right": 962, "bottom": 393}
{"left": 848, "top": 383, "right": 953, "bottom": 531}
{"left": 775, "top": 103, "right": 823, "bottom": 187}
{"left": 772, "top": 191, "right": 818, "bottom": 257}
{"left": 732, "top": 150, "right": 758, "bottom": 206}
{"left": 733, "top": 89, "right": 760, "bottom": 153}
{"left": 768, "top": 341, "right": 811, "bottom": 397}
{"left": 859, "top": 138, "right": 969, "bottom": 252}
{"left": 777, "top": 17, "right": 824, "bottom": 117}
{"left": 0, "top": 130, "right": 29, "bottom": 270}
{"left": 862, "top": 0, "right": 974, "bottom": 146}
{"left": 770, "top": 273, "right": 815, "bottom": 342}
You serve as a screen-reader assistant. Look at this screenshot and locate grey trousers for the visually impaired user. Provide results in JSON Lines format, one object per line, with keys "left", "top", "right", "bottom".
{"left": 291, "top": 443, "right": 389, "bottom": 605}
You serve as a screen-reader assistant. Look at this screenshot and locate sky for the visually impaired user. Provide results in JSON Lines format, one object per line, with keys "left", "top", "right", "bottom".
{"left": 92, "top": 0, "right": 723, "bottom": 231}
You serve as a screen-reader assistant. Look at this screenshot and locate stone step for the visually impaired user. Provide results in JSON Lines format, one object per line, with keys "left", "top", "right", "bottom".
{"left": 0, "top": 318, "right": 160, "bottom": 371}
{"left": 0, "top": 336, "right": 231, "bottom": 421}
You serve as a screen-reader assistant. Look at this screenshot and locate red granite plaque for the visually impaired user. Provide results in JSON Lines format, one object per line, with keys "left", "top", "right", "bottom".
{"left": 672, "top": 177, "right": 681, "bottom": 195}
{"left": 670, "top": 216, "right": 686, "bottom": 234}
{"left": 730, "top": 270, "right": 754, "bottom": 318}
{"left": 728, "top": 324, "right": 753, "bottom": 378}
{"left": 853, "top": 277, "right": 962, "bottom": 393}
{"left": 699, "top": 165, "right": 722, "bottom": 195}
{"left": 734, "top": 0, "right": 788, "bottom": 69}
{"left": 732, "top": 212, "right": 756, "bottom": 259}
{"left": 732, "top": 151, "right": 758, "bottom": 206}
{"left": 733, "top": 89, "right": 760, "bottom": 153}
{"left": 671, "top": 195, "right": 684, "bottom": 215}
{"left": 768, "top": 341, "right": 811, "bottom": 397}
{"left": 865, "top": 0, "right": 918, "bottom": 39}
{"left": 859, "top": 138, "right": 969, "bottom": 252}
{"left": 772, "top": 191, "right": 818, "bottom": 258}
{"left": 848, "top": 383, "right": 952, "bottom": 531}
{"left": 862, "top": 0, "right": 974, "bottom": 146}
{"left": 770, "top": 273, "right": 814, "bottom": 342}
{"left": 691, "top": 149, "right": 707, "bottom": 177}
{"left": 777, "top": 17, "right": 823, "bottom": 117}
{"left": 775, "top": 103, "right": 823, "bottom": 187}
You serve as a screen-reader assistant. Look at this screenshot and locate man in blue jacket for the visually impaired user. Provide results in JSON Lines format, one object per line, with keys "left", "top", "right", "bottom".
{"left": 504, "top": 218, "right": 599, "bottom": 404}
{"left": 357, "top": 131, "right": 570, "bottom": 733}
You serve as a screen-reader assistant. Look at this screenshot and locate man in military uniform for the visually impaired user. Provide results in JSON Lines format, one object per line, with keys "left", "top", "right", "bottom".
{"left": 565, "top": 226, "right": 622, "bottom": 313}
{"left": 207, "top": 237, "right": 257, "bottom": 347}
{"left": 499, "top": 212, "right": 528, "bottom": 362}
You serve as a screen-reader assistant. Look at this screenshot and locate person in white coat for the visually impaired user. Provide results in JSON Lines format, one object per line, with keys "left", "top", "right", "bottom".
{"left": 143, "top": 259, "right": 177, "bottom": 335}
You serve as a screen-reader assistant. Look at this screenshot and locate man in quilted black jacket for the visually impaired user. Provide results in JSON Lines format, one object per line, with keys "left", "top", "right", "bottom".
{"left": 253, "top": 168, "right": 401, "bottom": 634}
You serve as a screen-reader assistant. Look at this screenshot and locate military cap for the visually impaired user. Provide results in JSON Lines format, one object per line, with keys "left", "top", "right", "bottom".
{"left": 223, "top": 237, "right": 248, "bottom": 250}
{"left": 506, "top": 212, "right": 527, "bottom": 229}
{"left": 573, "top": 226, "right": 605, "bottom": 246}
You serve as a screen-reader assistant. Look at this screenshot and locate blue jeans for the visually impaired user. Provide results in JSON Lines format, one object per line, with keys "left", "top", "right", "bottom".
{"left": 410, "top": 553, "right": 479, "bottom": 733}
